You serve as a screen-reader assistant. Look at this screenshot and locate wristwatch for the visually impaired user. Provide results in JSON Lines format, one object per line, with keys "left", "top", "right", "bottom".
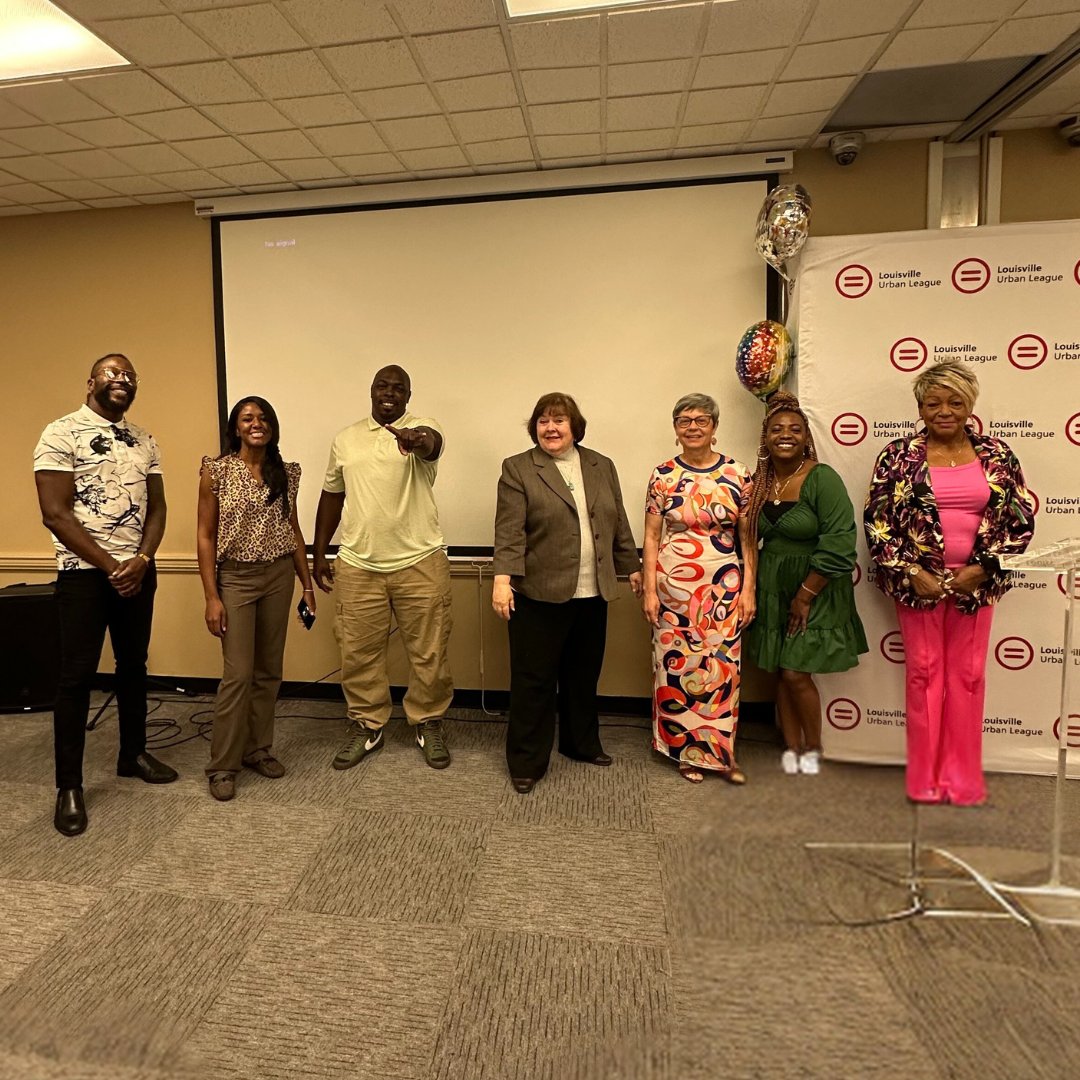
{"left": 901, "top": 563, "right": 921, "bottom": 588}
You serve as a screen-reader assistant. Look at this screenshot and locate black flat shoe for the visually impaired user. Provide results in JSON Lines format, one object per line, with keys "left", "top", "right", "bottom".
{"left": 585, "top": 752, "right": 612, "bottom": 767}
{"left": 54, "top": 788, "right": 87, "bottom": 836}
{"left": 117, "top": 752, "right": 179, "bottom": 784}
{"left": 512, "top": 777, "right": 536, "bottom": 794}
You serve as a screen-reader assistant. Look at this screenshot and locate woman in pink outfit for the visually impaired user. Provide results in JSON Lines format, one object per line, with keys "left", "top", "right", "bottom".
{"left": 864, "top": 360, "right": 1035, "bottom": 806}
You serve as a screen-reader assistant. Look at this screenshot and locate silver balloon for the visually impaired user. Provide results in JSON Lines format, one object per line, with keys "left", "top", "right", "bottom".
{"left": 754, "top": 184, "right": 812, "bottom": 280}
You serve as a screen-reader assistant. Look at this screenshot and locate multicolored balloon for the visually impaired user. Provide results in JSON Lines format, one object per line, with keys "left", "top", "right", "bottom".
{"left": 754, "top": 184, "right": 812, "bottom": 280}
{"left": 736, "top": 320, "right": 792, "bottom": 399}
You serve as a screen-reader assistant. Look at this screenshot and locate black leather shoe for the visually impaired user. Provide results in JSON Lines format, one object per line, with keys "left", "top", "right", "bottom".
{"left": 54, "top": 788, "right": 87, "bottom": 836}
{"left": 512, "top": 777, "right": 536, "bottom": 794}
{"left": 117, "top": 752, "right": 179, "bottom": 784}
{"left": 585, "top": 752, "right": 613, "bottom": 767}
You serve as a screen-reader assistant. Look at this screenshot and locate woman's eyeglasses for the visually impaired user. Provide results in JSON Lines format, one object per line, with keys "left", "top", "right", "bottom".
{"left": 675, "top": 416, "right": 711, "bottom": 429}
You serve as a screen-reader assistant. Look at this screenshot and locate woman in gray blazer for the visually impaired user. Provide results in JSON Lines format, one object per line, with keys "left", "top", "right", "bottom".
{"left": 492, "top": 392, "right": 642, "bottom": 793}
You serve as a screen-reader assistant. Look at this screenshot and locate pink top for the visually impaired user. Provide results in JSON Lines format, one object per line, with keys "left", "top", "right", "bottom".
{"left": 930, "top": 461, "right": 990, "bottom": 568}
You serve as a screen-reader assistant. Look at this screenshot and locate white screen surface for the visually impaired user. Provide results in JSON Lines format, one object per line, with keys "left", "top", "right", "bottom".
{"left": 218, "top": 178, "right": 770, "bottom": 549}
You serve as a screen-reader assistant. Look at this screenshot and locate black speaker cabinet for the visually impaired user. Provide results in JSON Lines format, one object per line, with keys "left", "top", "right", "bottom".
{"left": 0, "top": 582, "right": 60, "bottom": 712}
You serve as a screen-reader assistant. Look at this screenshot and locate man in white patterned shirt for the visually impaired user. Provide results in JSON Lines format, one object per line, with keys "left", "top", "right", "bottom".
{"left": 34, "top": 353, "right": 176, "bottom": 837}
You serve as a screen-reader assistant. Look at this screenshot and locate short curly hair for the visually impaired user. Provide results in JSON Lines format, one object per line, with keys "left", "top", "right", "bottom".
{"left": 912, "top": 359, "right": 979, "bottom": 413}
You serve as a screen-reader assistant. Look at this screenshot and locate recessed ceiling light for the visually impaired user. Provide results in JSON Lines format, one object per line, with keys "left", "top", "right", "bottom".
{"left": 505, "top": 0, "right": 738, "bottom": 18}
{"left": 0, "top": 0, "right": 130, "bottom": 83}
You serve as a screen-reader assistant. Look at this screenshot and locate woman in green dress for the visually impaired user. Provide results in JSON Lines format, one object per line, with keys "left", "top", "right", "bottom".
{"left": 744, "top": 392, "right": 868, "bottom": 775}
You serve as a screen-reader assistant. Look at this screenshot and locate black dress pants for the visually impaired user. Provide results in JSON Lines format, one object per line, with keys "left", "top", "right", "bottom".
{"left": 505, "top": 592, "right": 608, "bottom": 779}
{"left": 54, "top": 566, "right": 156, "bottom": 789}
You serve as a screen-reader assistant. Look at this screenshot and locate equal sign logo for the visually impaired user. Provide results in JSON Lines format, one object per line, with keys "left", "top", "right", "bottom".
{"left": 1057, "top": 573, "right": 1080, "bottom": 599}
{"left": 826, "top": 698, "right": 861, "bottom": 730}
{"left": 1052, "top": 715, "right": 1080, "bottom": 750}
{"left": 1007, "top": 333, "right": 1048, "bottom": 370}
{"left": 879, "top": 631, "right": 905, "bottom": 664}
{"left": 890, "top": 337, "right": 927, "bottom": 372}
{"left": 1066, "top": 412, "right": 1080, "bottom": 447}
{"left": 951, "top": 258, "right": 991, "bottom": 294}
{"left": 831, "top": 412, "right": 867, "bottom": 446}
{"left": 968, "top": 412, "right": 984, "bottom": 435}
{"left": 994, "top": 636, "right": 1034, "bottom": 670}
{"left": 835, "top": 264, "right": 873, "bottom": 298}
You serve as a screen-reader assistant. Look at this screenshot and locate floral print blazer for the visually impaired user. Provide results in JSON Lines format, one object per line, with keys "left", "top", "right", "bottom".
{"left": 864, "top": 429, "right": 1035, "bottom": 613}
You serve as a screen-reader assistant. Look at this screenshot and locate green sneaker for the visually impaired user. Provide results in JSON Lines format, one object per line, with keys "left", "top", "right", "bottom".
{"left": 332, "top": 723, "right": 383, "bottom": 771}
{"left": 416, "top": 718, "right": 451, "bottom": 770}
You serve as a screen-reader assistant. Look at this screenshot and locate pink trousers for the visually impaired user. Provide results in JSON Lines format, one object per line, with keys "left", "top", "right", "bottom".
{"left": 895, "top": 600, "right": 994, "bottom": 805}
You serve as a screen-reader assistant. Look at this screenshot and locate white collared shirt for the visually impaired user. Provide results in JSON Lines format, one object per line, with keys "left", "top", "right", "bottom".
{"left": 34, "top": 404, "right": 162, "bottom": 571}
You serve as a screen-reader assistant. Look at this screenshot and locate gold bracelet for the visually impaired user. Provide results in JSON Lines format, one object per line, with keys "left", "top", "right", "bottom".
{"left": 136, "top": 553, "right": 151, "bottom": 564}
{"left": 799, "top": 583, "right": 819, "bottom": 596}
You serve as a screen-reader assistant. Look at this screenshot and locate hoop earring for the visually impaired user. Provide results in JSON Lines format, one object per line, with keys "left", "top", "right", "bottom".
{"left": 711, "top": 436, "right": 717, "bottom": 446}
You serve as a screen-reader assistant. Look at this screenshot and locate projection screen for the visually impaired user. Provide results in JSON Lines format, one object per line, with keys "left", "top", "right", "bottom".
{"left": 215, "top": 176, "right": 773, "bottom": 551}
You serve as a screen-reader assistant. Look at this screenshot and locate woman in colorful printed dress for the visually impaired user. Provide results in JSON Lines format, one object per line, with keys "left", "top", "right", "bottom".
{"left": 864, "top": 360, "right": 1035, "bottom": 806}
{"left": 196, "top": 397, "right": 315, "bottom": 802}
{"left": 743, "top": 392, "right": 868, "bottom": 777}
{"left": 642, "top": 393, "right": 756, "bottom": 784}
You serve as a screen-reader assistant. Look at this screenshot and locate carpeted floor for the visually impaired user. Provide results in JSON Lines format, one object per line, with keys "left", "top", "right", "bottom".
{"left": 0, "top": 694, "right": 1078, "bottom": 1080}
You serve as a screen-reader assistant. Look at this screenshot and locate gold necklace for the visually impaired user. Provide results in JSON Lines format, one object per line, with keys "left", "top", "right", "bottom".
{"left": 928, "top": 439, "right": 967, "bottom": 467}
{"left": 772, "top": 461, "right": 805, "bottom": 505}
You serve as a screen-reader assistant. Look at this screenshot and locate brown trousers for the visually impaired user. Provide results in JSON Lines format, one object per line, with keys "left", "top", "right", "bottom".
{"left": 334, "top": 550, "right": 453, "bottom": 728}
{"left": 206, "top": 556, "right": 295, "bottom": 776}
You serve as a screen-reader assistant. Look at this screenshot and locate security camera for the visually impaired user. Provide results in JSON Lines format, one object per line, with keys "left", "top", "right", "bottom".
{"left": 1058, "top": 116, "right": 1080, "bottom": 147}
{"left": 829, "top": 131, "right": 864, "bottom": 166}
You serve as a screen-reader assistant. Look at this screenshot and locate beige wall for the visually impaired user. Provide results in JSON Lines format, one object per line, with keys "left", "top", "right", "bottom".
{"left": 4, "top": 129, "right": 1077, "bottom": 697}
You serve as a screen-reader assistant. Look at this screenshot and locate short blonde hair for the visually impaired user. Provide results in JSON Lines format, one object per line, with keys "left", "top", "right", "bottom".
{"left": 912, "top": 359, "right": 979, "bottom": 412}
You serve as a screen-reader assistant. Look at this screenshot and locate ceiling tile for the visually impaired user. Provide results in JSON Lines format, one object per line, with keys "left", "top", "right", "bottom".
{"left": 157, "top": 168, "right": 226, "bottom": 190}
{"left": 136, "top": 192, "right": 189, "bottom": 203}
{"left": 45, "top": 179, "right": 124, "bottom": 200}
{"left": 53, "top": 0, "right": 167, "bottom": 17}
{"left": 466, "top": 136, "right": 533, "bottom": 163}
{"left": 520, "top": 67, "right": 599, "bottom": 104}
{"left": 534, "top": 133, "right": 601, "bottom": 156}
{"left": 185, "top": 5, "right": 308, "bottom": 55}
{"left": 0, "top": 99, "right": 42, "bottom": 128}
{"left": 152, "top": 62, "right": 261, "bottom": 105}
{"left": 683, "top": 85, "right": 767, "bottom": 124}
{"left": 763, "top": 77, "right": 854, "bottom": 117}
{"left": 202, "top": 102, "right": 293, "bottom": 133}
{"left": 609, "top": 59, "right": 691, "bottom": 97}
{"left": 232, "top": 183, "right": 298, "bottom": 194}
{"left": 243, "top": 130, "right": 322, "bottom": 158}
{"left": 606, "top": 128, "right": 674, "bottom": 152}
{"left": 172, "top": 137, "right": 258, "bottom": 167}
{"left": 0, "top": 206, "right": 39, "bottom": 215}
{"left": 333, "top": 153, "right": 407, "bottom": 175}
{"left": 73, "top": 71, "right": 186, "bottom": 114}
{"left": 95, "top": 15, "right": 222, "bottom": 65}
{"left": 452, "top": 107, "right": 527, "bottom": 141}
{"left": 322, "top": 40, "right": 423, "bottom": 89}
{"left": 693, "top": 50, "right": 787, "bottom": 89}
{"left": 875, "top": 25, "right": 996, "bottom": 69}
{"left": 414, "top": 29, "right": 510, "bottom": 80}
{"left": 0, "top": 127, "right": 93, "bottom": 153}
{"left": 298, "top": 176, "right": 355, "bottom": 188}
{"left": 781, "top": 36, "right": 886, "bottom": 81}
{"left": 83, "top": 197, "right": 141, "bottom": 208}
{"left": 308, "top": 123, "right": 388, "bottom": 155}
{"left": 110, "top": 144, "right": 199, "bottom": 171}
{"left": 1016, "top": 0, "right": 1080, "bottom": 13}
{"left": 437, "top": 72, "right": 520, "bottom": 111}
{"left": 96, "top": 175, "right": 173, "bottom": 195}
{"left": 0, "top": 182, "right": 66, "bottom": 202}
{"left": 884, "top": 122, "right": 961, "bottom": 139}
{"left": 276, "top": 94, "right": 366, "bottom": 126}
{"left": 0, "top": 82, "right": 111, "bottom": 124}
{"left": 509, "top": 18, "right": 600, "bottom": 68}
{"left": 0, "top": 168, "right": 22, "bottom": 183}
{"left": 704, "top": 0, "right": 813, "bottom": 53}
{"left": 274, "top": 157, "right": 345, "bottom": 181}
{"left": 212, "top": 162, "right": 288, "bottom": 185}
{"left": 355, "top": 84, "right": 441, "bottom": 120}
{"left": 604, "top": 150, "right": 670, "bottom": 164}
{"left": 392, "top": 0, "right": 498, "bottom": 35}
{"left": 528, "top": 100, "right": 600, "bottom": 135}
{"left": 607, "top": 6, "right": 707, "bottom": 64}
{"left": 133, "top": 109, "right": 225, "bottom": 140}
{"left": 676, "top": 120, "right": 749, "bottom": 146}
{"left": 49, "top": 149, "right": 137, "bottom": 177}
{"left": 235, "top": 52, "right": 341, "bottom": 98}
{"left": 0, "top": 156, "right": 80, "bottom": 181}
{"left": 747, "top": 111, "right": 829, "bottom": 140}
{"left": 378, "top": 115, "right": 456, "bottom": 149}
{"left": 0, "top": 138, "right": 25, "bottom": 155}
{"left": 474, "top": 160, "right": 533, "bottom": 174}
{"left": 399, "top": 146, "right": 470, "bottom": 170}
{"left": 802, "top": 0, "right": 912, "bottom": 43}
{"left": 36, "top": 200, "right": 92, "bottom": 212}
{"left": 607, "top": 93, "right": 682, "bottom": 131}
{"left": 541, "top": 155, "right": 603, "bottom": 168}
{"left": 59, "top": 118, "right": 159, "bottom": 147}
{"left": 278, "top": 0, "right": 399, "bottom": 46}
{"left": 908, "top": 0, "right": 1024, "bottom": 28}
{"left": 970, "top": 14, "right": 1080, "bottom": 60}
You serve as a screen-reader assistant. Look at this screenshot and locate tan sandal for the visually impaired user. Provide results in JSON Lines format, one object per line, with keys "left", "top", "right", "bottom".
{"left": 678, "top": 764, "right": 705, "bottom": 784}
{"left": 722, "top": 766, "right": 747, "bottom": 785}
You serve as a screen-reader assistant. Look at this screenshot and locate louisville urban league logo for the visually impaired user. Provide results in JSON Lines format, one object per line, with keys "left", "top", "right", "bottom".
{"left": 952, "top": 258, "right": 990, "bottom": 294}
{"left": 994, "top": 636, "right": 1034, "bottom": 670}
{"left": 835, "top": 264, "right": 873, "bottom": 299}
{"left": 826, "top": 698, "right": 861, "bottom": 730}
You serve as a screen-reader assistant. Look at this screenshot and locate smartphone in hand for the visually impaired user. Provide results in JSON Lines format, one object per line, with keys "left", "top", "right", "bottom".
{"left": 297, "top": 597, "right": 316, "bottom": 630}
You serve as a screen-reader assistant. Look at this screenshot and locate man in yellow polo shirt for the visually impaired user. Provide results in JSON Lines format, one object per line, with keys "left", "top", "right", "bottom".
{"left": 312, "top": 365, "right": 453, "bottom": 770}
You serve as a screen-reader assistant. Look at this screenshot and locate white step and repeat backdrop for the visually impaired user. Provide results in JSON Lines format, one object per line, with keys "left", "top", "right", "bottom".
{"left": 793, "top": 220, "right": 1080, "bottom": 776}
